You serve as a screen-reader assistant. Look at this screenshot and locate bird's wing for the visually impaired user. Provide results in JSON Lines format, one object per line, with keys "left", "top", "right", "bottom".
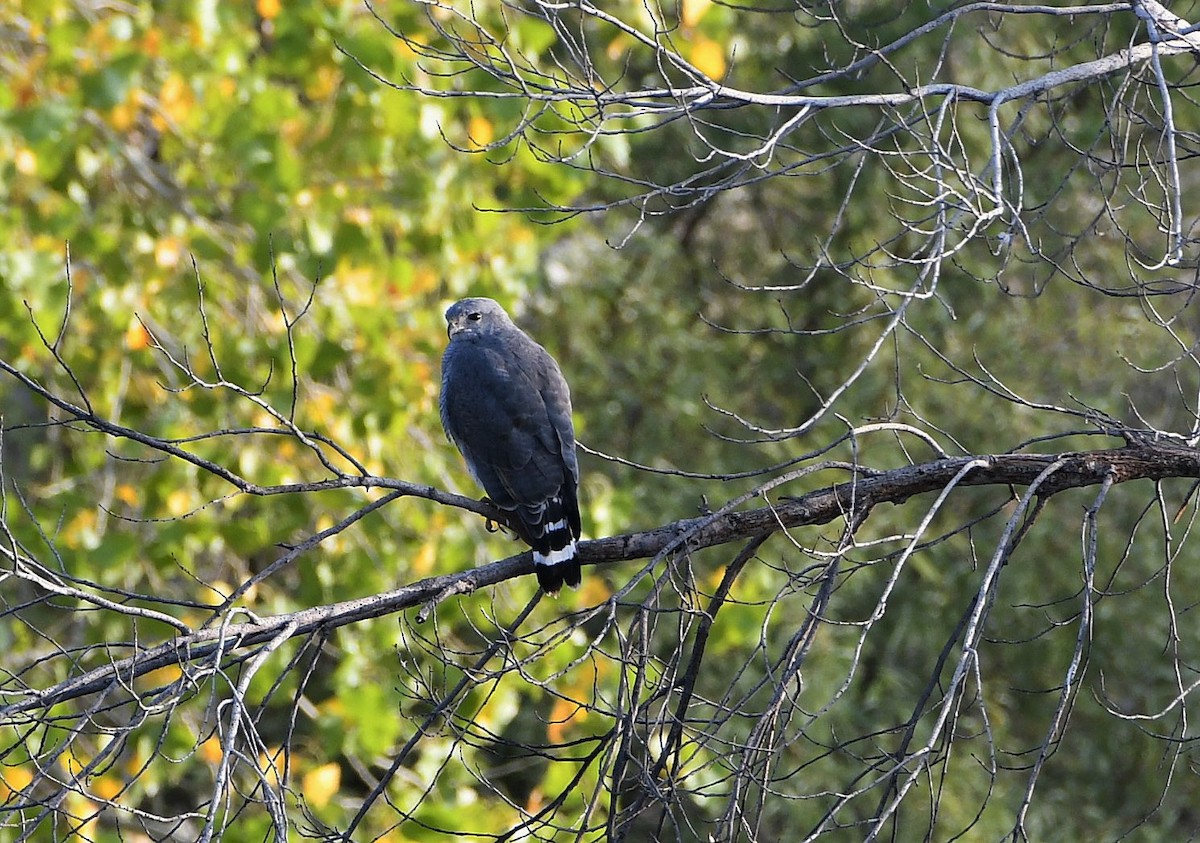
{"left": 532, "top": 346, "right": 579, "bottom": 486}
{"left": 441, "top": 337, "right": 568, "bottom": 510}
{"left": 519, "top": 339, "right": 582, "bottom": 540}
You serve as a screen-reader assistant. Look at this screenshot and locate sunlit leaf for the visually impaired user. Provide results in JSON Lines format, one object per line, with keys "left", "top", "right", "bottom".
{"left": 688, "top": 35, "right": 726, "bottom": 80}
{"left": 302, "top": 763, "right": 342, "bottom": 808}
{"left": 682, "top": 0, "right": 713, "bottom": 28}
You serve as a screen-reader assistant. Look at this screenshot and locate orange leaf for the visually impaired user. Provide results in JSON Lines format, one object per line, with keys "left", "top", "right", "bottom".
{"left": 546, "top": 697, "right": 587, "bottom": 744}
{"left": 92, "top": 775, "right": 123, "bottom": 801}
{"left": 143, "top": 27, "right": 162, "bottom": 57}
{"left": 199, "top": 736, "right": 224, "bottom": 764}
{"left": 578, "top": 575, "right": 613, "bottom": 605}
{"left": 467, "top": 115, "right": 495, "bottom": 149}
{"left": 109, "top": 97, "right": 138, "bottom": 132}
{"left": 125, "top": 320, "right": 151, "bottom": 351}
{"left": 257, "top": 0, "right": 282, "bottom": 21}
{"left": 524, "top": 787, "right": 544, "bottom": 814}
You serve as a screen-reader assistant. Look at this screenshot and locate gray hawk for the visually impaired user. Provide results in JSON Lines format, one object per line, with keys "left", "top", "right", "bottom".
{"left": 439, "top": 297, "right": 582, "bottom": 592}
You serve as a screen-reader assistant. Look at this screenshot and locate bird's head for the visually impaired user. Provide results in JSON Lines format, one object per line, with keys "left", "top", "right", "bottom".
{"left": 445, "top": 297, "right": 513, "bottom": 339}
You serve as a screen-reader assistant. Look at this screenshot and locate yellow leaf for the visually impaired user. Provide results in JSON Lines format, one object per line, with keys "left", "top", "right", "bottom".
{"left": 258, "top": 748, "right": 285, "bottom": 788}
{"left": 302, "top": 762, "right": 341, "bottom": 808}
{"left": 252, "top": 410, "right": 275, "bottom": 428}
{"left": 688, "top": 36, "right": 726, "bottom": 80}
{"left": 682, "top": 0, "right": 713, "bottom": 28}
{"left": 110, "top": 97, "right": 138, "bottom": 132}
{"left": 257, "top": 0, "right": 282, "bottom": 20}
{"left": 509, "top": 224, "right": 535, "bottom": 246}
{"left": 124, "top": 746, "right": 147, "bottom": 778}
{"left": 14, "top": 148, "right": 37, "bottom": 176}
{"left": 395, "top": 33, "right": 425, "bottom": 62}
{"left": 64, "top": 510, "right": 98, "bottom": 549}
{"left": 307, "top": 64, "right": 340, "bottom": 101}
{"left": 411, "top": 265, "right": 438, "bottom": 295}
{"left": 412, "top": 540, "right": 437, "bottom": 576}
{"left": 92, "top": 775, "right": 123, "bottom": 801}
{"left": 65, "top": 793, "right": 100, "bottom": 838}
{"left": 467, "top": 115, "right": 495, "bottom": 149}
{"left": 338, "top": 264, "right": 376, "bottom": 307}
{"left": 159, "top": 73, "right": 194, "bottom": 125}
{"left": 265, "top": 309, "right": 288, "bottom": 334}
{"left": 306, "top": 391, "right": 337, "bottom": 424}
{"left": 606, "top": 34, "right": 631, "bottom": 61}
{"left": 0, "top": 766, "right": 34, "bottom": 800}
{"left": 15, "top": 78, "right": 37, "bottom": 108}
{"left": 64, "top": 753, "right": 89, "bottom": 782}
{"left": 140, "top": 663, "right": 183, "bottom": 690}
{"left": 166, "top": 489, "right": 192, "bottom": 516}
{"left": 281, "top": 116, "right": 305, "bottom": 144}
{"left": 410, "top": 359, "right": 431, "bottom": 385}
{"left": 706, "top": 564, "right": 727, "bottom": 592}
{"left": 155, "top": 236, "right": 182, "bottom": 268}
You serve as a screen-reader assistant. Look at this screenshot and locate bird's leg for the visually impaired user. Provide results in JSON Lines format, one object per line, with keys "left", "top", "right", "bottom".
{"left": 489, "top": 520, "right": 517, "bottom": 538}
{"left": 480, "top": 497, "right": 512, "bottom": 535}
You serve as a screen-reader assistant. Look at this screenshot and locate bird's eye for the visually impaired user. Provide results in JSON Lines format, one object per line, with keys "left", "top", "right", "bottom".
{"left": 468, "top": 312, "right": 482, "bottom": 321}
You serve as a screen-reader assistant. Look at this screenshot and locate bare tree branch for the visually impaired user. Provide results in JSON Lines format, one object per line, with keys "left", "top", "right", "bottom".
{"left": 5, "top": 440, "right": 1194, "bottom": 720}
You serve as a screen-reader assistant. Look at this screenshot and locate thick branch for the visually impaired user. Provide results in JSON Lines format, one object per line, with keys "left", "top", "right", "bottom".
{"left": 3, "top": 443, "right": 1196, "bottom": 718}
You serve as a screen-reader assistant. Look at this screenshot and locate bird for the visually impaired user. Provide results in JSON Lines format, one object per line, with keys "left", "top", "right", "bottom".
{"left": 439, "top": 297, "right": 582, "bottom": 592}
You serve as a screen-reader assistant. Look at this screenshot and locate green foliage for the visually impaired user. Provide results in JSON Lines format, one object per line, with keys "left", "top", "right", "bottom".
{"left": 4, "top": 0, "right": 1200, "bottom": 841}
{"left": 0, "top": 1, "right": 588, "bottom": 837}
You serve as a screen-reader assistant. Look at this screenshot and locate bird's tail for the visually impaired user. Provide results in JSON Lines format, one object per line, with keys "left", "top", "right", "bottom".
{"left": 534, "top": 541, "right": 580, "bottom": 593}
{"left": 524, "top": 494, "right": 582, "bottom": 593}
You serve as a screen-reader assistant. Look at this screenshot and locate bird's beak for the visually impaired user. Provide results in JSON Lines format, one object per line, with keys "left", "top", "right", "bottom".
{"left": 447, "top": 320, "right": 461, "bottom": 338}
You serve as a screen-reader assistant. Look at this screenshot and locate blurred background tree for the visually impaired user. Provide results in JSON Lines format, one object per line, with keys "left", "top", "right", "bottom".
{"left": 2, "top": 0, "right": 1200, "bottom": 841}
